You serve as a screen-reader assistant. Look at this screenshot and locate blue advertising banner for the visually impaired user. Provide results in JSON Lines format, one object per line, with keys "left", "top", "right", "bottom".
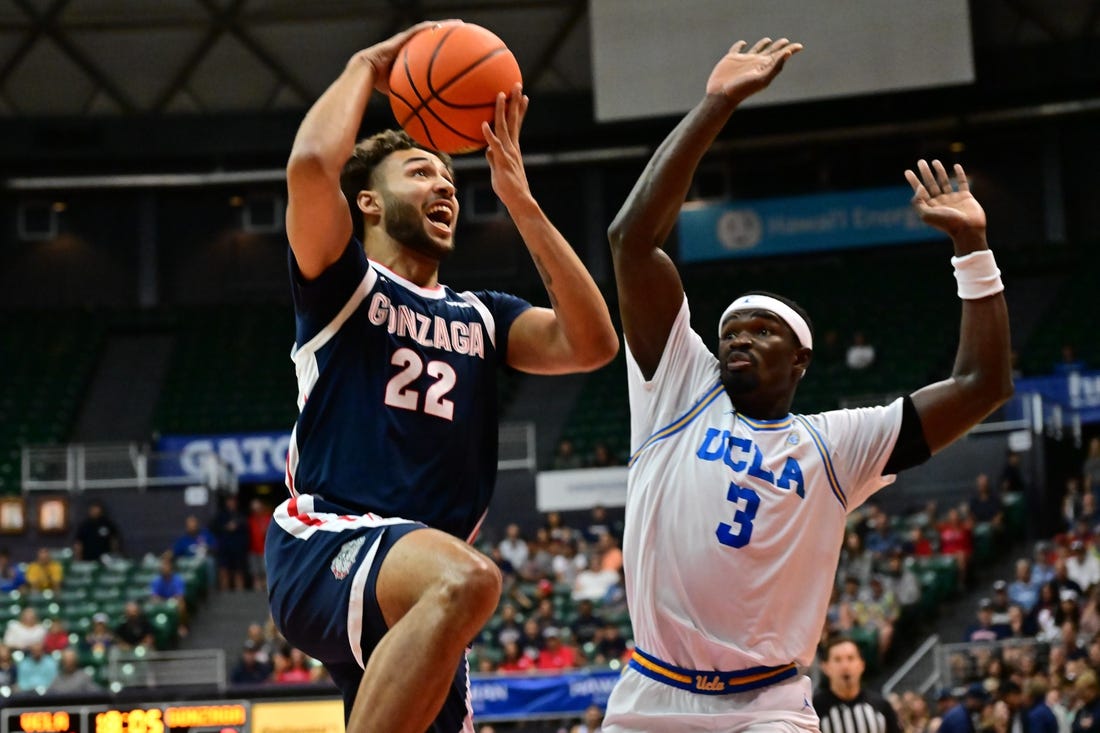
{"left": 1013, "top": 371, "right": 1100, "bottom": 425}
{"left": 470, "top": 669, "right": 620, "bottom": 721}
{"left": 155, "top": 432, "right": 291, "bottom": 483}
{"left": 677, "top": 186, "right": 941, "bottom": 262}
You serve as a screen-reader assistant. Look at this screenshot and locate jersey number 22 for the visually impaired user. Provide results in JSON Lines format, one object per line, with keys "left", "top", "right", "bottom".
{"left": 384, "top": 348, "right": 457, "bottom": 421}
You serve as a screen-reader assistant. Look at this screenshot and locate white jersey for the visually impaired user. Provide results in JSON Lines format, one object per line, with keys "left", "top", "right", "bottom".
{"left": 624, "top": 298, "right": 902, "bottom": 671}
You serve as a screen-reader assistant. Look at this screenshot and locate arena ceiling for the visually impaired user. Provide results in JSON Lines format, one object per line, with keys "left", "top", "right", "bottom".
{"left": 0, "top": 0, "right": 1098, "bottom": 119}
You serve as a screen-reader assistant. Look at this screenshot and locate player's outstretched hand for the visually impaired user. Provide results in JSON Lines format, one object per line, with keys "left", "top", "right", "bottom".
{"left": 905, "top": 159, "right": 987, "bottom": 238}
{"left": 483, "top": 83, "right": 532, "bottom": 210}
{"left": 705, "top": 38, "right": 803, "bottom": 103}
{"left": 356, "top": 20, "right": 460, "bottom": 95}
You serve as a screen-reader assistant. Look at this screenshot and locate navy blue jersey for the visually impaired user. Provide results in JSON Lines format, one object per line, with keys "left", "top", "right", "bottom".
{"left": 285, "top": 238, "right": 531, "bottom": 540}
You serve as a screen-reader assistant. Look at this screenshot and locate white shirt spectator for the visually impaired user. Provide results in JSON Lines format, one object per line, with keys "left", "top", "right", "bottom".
{"left": 1066, "top": 546, "right": 1100, "bottom": 593}
{"left": 846, "top": 338, "right": 876, "bottom": 370}
{"left": 572, "top": 567, "right": 620, "bottom": 603}
{"left": 498, "top": 524, "right": 530, "bottom": 570}
{"left": 4, "top": 613, "right": 47, "bottom": 651}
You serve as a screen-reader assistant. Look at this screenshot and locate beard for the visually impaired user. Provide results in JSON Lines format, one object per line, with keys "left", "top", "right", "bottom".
{"left": 720, "top": 367, "right": 759, "bottom": 395}
{"left": 382, "top": 191, "right": 453, "bottom": 261}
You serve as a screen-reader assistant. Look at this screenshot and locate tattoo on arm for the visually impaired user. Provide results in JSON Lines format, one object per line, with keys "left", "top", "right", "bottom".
{"left": 532, "top": 254, "right": 560, "bottom": 309}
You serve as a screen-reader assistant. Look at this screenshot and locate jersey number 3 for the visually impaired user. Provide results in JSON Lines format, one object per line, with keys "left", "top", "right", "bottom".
{"left": 384, "top": 347, "right": 456, "bottom": 421}
{"left": 716, "top": 481, "right": 759, "bottom": 548}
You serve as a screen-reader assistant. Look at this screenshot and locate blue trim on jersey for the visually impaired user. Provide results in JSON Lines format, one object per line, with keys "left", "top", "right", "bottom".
{"left": 628, "top": 382, "right": 726, "bottom": 468}
{"left": 736, "top": 414, "right": 796, "bottom": 431}
{"left": 629, "top": 648, "right": 798, "bottom": 695}
{"left": 793, "top": 415, "right": 847, "bottom": 509}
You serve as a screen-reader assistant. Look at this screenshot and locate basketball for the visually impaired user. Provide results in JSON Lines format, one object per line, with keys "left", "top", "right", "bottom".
{"left": 389, "top": 22, "right": 522, "bottom": 155}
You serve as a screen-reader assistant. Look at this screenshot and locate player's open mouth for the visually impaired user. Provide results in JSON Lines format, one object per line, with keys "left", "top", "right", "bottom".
{"left": 426, "top": 202, "right": 454, "bottom": 235}
{"left": 726, "top": 354, "right": 754, "bottom": 370}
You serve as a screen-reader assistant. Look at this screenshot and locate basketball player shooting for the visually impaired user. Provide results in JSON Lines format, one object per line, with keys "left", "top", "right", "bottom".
{"left": 602, "top": 37, "right": 1013, "bottom": 732}
{"left": 264, "top": 21, "right": 618, "bottom": 733}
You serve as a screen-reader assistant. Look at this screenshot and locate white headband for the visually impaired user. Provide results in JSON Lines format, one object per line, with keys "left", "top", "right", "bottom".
{"left": 718, "top": 294, "right": 813, "bottom": 350}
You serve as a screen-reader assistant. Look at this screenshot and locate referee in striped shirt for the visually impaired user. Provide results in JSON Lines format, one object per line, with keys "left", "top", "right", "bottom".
{"left": 814, "top": 636, "right": 901, "bottom": 733}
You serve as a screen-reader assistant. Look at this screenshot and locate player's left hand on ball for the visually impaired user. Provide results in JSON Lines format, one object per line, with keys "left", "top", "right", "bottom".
{"left": 482, "top": 83, "right": 531, "bottom": 206}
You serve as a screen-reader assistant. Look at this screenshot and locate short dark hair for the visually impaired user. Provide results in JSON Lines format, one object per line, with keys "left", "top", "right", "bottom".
{"left": 738, "top": 290, "right": 814, "bottom": 348}
{"left": 339, "top": 129, "right": 455, "bottom": 238}
{"left": 821, "top": 634, "right": 864, "bottom": 662}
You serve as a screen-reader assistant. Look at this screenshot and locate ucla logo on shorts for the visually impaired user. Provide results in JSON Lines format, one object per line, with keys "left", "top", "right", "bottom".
{"left": 331, "top": 536, "right": 366, "bottom": 580}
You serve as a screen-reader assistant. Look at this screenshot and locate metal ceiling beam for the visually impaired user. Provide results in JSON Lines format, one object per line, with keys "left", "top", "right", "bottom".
{"left": 151, "top": 0, "right": 245, "bottom": 113}
{"left": 194, "top": 0, "right": 314, "bottom": 109}
{"left": 7, "top": 0, "right": 137, "bottom": 114}
{"left": 0, "top": 0, "right": 70, "bottom": 95}
{"left": 524, "top": 0, "right": 585, "bottom": 90}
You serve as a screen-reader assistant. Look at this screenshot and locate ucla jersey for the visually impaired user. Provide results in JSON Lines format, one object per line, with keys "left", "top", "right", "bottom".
{"left": 285, "top": 238, "right": 530, "bottom": 540}
{"left": 623, "top": 298, "right": 902, "bottom": 671}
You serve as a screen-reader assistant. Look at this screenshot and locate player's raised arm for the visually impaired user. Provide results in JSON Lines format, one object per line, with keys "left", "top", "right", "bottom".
{"left": 608, "top": 38, "right": 802, "bottom": 379}
{"left": 482, "top": 84, "right": 619, "bottom": 374}
{"left": 286, "top": 21, "right": 444, "bottom": 280}
{"left": 904, "top": 160, "right": 1014, "bottom": 454}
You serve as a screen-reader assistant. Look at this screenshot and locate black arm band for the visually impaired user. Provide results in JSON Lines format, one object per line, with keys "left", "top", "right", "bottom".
{"left": 882, "top": 394, "right": 931, "bottom": 475}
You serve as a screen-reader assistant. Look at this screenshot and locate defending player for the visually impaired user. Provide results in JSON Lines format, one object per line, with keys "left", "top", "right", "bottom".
{"left": 265, "top": 21, "right": 618, "bottom": 733}
{"left": 604, "top": 37, "right": 1012, "bottom": 731}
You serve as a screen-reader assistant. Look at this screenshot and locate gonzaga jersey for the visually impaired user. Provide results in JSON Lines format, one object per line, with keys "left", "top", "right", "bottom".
{"left": 624, "top": 298, "right": 902, "bottom": 670}
{"left": 285, "top": 238, "right": 530, "bottom": 540}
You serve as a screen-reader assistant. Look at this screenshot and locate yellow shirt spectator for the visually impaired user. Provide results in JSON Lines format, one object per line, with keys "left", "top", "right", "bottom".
{"left": 25, "top": 549, "right": 63, "bottom": 592}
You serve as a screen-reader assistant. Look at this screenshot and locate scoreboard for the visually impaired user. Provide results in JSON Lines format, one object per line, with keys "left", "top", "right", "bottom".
{"left": 2, "top": 698, "right": 345, "bottom": 733}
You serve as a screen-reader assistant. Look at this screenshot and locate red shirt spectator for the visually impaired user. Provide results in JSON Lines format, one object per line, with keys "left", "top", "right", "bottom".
{"left": 938, "top": 509, "right": 973, "bottom": 556}
{"left": 43, "top": 621, "right": 70, "bottom": 654}
{"left": 536, "top": 628, "right": 577, "bottom": 670}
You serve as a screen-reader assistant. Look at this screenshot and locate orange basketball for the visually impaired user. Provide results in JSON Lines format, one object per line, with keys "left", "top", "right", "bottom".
{"left": 389, "top": 22, "right": 522, "bottom": 155}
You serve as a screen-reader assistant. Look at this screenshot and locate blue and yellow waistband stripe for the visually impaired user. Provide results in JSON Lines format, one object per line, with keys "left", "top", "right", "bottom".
{"left": 628, "top": 648, "right": 799, "bottom": 695}
{"left": 628, "top": 382, "right": 725, "bottom": 467}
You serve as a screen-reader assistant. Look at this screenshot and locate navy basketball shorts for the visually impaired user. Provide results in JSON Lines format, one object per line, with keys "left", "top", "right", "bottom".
{"left": 266, "top": 493, "right": 475, "bottom": 732}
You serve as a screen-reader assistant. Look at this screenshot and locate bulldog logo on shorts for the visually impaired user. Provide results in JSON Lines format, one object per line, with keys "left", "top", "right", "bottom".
{"left": 331, "top": 536, "right": 366, "bottom": 580}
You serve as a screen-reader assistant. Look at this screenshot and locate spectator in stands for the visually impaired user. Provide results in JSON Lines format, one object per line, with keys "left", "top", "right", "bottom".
{"left": 594, "top": 621, "right": 627, "bottom": 664}
{"left": 551, "top": 438, "right": 584, "bottom": 470}
{"left": 1055, "top": 344, "right": 1085, "bottom": 376}
{"left": 0, "top": 547, "right": 27, "bottom": 593}
{"left": 43, "top": 617, "right": 69, "bottom": 654}
{"left": 588, "top": 441, "right": 619, "bottom": 468}
{"left": 16, "top": 641, "right": 58, "bottom": 691}
{"left": 0, "top": 644, "right": 15, "bottom": 688}
{"left": 1000, "top": 451, "right": 1026, "bottom": 497}
{"left": 1068, "top": 540, "right": 1100, "bottom": 593}
{"left": 498, "top": 640, "right": 534, "bottom": 674}
{"left": 571, "top": 599, "right": 603, "bottom": 646}
{"left": 1053, "top": 558, "right": 1086, "bottom": 599}
{"left": 1024, "top": 677, "right": 1059, "bottom": 733}
{"left": 882, "top": 551, "right": 921, "bottom": 612}
{"left": 552, "top": 539, "right": 586, "bottom": 586}
{"left": 596, "top": 533, "right": 622, "bottom": 574}
{"left": 48, "top": 648, "right": 99, "bottom": 695}
{"left": 1009, "top": 559, "right": 1040, "bottom": 613}
{"left": 211, "top": 494, "right": 250, "bottom": 591}
{"left": 572, "top": 555, "right": 620, "bottom": 603}
{"left": 1073, "top": 670, "right": 1100, "bottom": 733}
{"left": 495, "top": 603, "right": 522, "bottom": 648}
{"left": 272, "top": 647, "right": 314, "bottom": 684}
{"left": 865, "top": 512, "right": 901, "bottom": 561}
{"left": 583, "top": 505, "right": 616, "bottom": 543}
{"left": 989, "top": 581, "right": 1013, "bottom": 626}
{"left": 1081, "top": 586, "right": 1100, "bottom": 640}
{"left": 814, "top": 636, "right": 900, "bottom": 733}
{"left": 1033, "top": 543, "right": 1057, "bottom": 586}
{"left": 965, "top": 598, "right": 1010, "bottom": 642}
{"left": 938, "top": 682, "right": 989, "bottom": 733}
{"left": 931, "top": 688, "right": 958, "bottom": 732}
{"left": 536, "top": 626, "right": 577, "bottom": 670}
{"left": 519, "top": 527, "right": 555, "bottom": 582}
{"left": 4, "top": 607, "right": 46, "bottom": 651}
{"left": 24, "top": 547, "right": 63, "bottom": 593}
{"left": 845, "top": 331, "right": 875, "bottom": 371}
{"left": 938, "top": 508, "right": 974, "bottom": 589}
{"left": 1064, "top": 478, "right": 1086, "bottom": 531}
{"left": 544, "top": 511, "right": 574, "bottom": 544}
{"left": 1006, "top": 604, "right": 1037, "bottom": 638}
{"left": 85, "top": 613, "right": 116, "bottom": 655}
{"left": 150, "top": 553, "right": 189, "bottom": 637}
{"left": 114, "top": 601, "right": 155, "bottom": 650}
{"left": 498, "top": 523, "right": 529, "bottom": 571}
{"left": 570, "top": 705, "right": 604, "bottom": 733}
{"left": 73, "top": 500, "right": 122, "bottom": 562}
{"left": 247, "top": 499, "right": 271, "bottom": 591}
{"left": 969, "top": 474, "right": 1004, "bottom": 531}
{"left": 839, "top": 531, "right": 874, "bottom": 588}
{"left": 172, "top": 514, "right": 216, "bottom": 560}
{"left": 518, "top": 618, "right": 544, "bottom": 660}
{"left": 231, "top": 639, "right": 272, "bottom": 685}
{"left": 1085, "top": 438, "right": 1100, "bottom": 498}
{"left": 897, "top": 690, "right": 931, "bottom": 733}
{"left": 855, "top": 576, "right": 898, "bottom": 663}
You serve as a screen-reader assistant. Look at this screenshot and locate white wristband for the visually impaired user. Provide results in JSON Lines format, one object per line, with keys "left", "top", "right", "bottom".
{"left": 951, "top": 250, "right": 1004, "bottom": 300}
